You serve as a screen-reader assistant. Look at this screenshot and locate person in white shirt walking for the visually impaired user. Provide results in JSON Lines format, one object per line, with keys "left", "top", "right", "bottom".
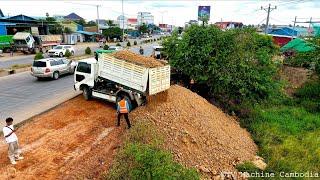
{"left": 3, "top": 117, "right": 24, "bottom": 165}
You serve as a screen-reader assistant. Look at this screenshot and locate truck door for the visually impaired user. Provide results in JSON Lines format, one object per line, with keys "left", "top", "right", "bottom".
{"left": 74, "top": 62, "right": 95, "bottom": 90}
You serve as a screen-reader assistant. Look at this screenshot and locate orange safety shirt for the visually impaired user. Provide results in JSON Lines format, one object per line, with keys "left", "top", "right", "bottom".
{"left": 118, "top": 99, "right": 129, "bottom": 113}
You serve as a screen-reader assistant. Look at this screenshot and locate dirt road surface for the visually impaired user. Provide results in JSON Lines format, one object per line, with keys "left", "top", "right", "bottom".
{"left": 0, "top": 97, "right": 123, "bottom": 180}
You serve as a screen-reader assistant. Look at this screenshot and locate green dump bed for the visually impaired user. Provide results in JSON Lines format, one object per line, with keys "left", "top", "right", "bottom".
{"left": 0, "top": 35, "right": 13, "bottom": 50}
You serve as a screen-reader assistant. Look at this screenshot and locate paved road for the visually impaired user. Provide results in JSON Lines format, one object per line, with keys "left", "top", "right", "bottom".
{"left": 0, "top": 43, "right": 100, "bottom": 69}
{"left": 0, "top": 42, "right": 160, "bottom": 128}
{"left": 0, "top": 72, "right": 80, "bottom": 127}
{"left": 130, "top": 42, "right": 160, "bottom": 57}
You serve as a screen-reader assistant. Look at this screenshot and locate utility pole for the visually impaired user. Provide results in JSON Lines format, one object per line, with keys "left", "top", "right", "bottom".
{"left": 122, "top": 0, "right": 125, "bottom": 42}
{"left": 261, "top": 4, "right": 277, "bottom": 34}
{"left": 96, "top": 5, "right": 100, "bottom": 33}
{"left": 292, "top": 16, "right": 297, "bottom": 39}
{"left": 308, "top": 17, "right": 312, "bottom": 36}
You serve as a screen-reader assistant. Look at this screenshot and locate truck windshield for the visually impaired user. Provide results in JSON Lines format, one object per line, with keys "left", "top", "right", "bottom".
{"left": 33, "top": 61, "right": 47, "bottom": 67}
{"left": 14, "top": 40, "right": 27, "bottom": 45}
{"left": 77, "top": 62, "right": 91, "bottom": 74}
{"left": 54, "top": 46, "right": 63, "bottom": 49}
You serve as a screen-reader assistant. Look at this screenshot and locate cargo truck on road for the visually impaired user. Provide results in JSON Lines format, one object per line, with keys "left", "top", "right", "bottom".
{"left": 74, "top": 51, "right": 170, "bottom": 107}
{"left": 13, "top": 32, "right": 62, "bottom": 54}
{"left": 0, "top": 35, "right": 13, "bottom": 52}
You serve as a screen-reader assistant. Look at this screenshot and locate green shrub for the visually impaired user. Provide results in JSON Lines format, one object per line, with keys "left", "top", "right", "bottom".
{"left": 163, "top": 25, "right": 281, "bottom": 111}
{"left": 105, "top": 121, "right": 199, "bottom": 180}
{"left": 34, "top": 52, "right": 44, "bottom": 60}
{"left": 64, "top": 49, "right": 72, "bottom": 57}
{"left": 116, "top": 42, "right": 121, "bottom": 46}
{"left": 106, "top": 143, "right": 199, "bottom": 180}
{"left": 294, "top": 80, "right": 320, "bottom": 112}
{"left": 103, "top": 44, "right": 109, "bottom": 50}
{"left": 134, "top": 41, "right": 137, "bottom": 45}
{"left": 236, "top": 161, "right": 260, "bottom": 174}
{"left": 295, "top": 80, "right": 320, "bottom": 100}
{"left": 85, "top": 47, "right": 91, "bottom": 55}
{"left": 127, "top": 41, "right": 131, "bottom": 47}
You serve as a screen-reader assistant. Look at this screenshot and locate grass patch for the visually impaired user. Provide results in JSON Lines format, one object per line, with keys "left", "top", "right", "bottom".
{"left": 69, "top": 54, "right": 93, "bottom": 61}
{"left": 105, "top": 121, "right": 199, "bottom": 180}
{"left": 10, "top": 63, "right": 32, "bottom": 69}
{"left": 241, "top": 79, "right": 320, "bottom": 177}
{"left": 236, "top": 161, "right": 261, "bottom": 174}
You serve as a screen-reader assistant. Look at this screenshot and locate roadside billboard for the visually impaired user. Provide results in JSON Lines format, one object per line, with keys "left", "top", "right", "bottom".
{"left": 198, "top": 6, "right": 211, "bottom": 21}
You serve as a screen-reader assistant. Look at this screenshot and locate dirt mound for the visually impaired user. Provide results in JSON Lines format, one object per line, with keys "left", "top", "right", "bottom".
{"left": 0, "top": 97, "right": 123, "bottom": 180}
{"left": 111, "top": 50, "right": 164, "bottom": 68}
{"left": 131, "top": 85, "right": 257, "bottom": 177}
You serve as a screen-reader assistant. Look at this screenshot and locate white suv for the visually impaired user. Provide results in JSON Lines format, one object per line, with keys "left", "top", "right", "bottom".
{"left": 48, "top": 45, "right": 75, "bottom": 57}
{"left": 31, "top": 58, "right": 77, "bottom": 80}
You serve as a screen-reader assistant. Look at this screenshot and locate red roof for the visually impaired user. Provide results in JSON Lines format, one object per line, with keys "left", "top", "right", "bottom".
{"left": 128, "top": 18, "right": 137, "bottom": 23}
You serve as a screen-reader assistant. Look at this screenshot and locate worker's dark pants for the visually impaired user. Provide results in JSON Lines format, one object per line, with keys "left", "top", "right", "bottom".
{"left": 117, "top": 113, "right": 131, "bottom": 128}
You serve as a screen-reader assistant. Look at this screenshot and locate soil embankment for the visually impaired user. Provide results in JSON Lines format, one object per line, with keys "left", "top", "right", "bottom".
{"left": 0, "top": 85, "right": 257, "bottom": 179}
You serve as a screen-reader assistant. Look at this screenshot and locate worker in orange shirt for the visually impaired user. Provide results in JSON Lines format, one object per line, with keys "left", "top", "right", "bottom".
{"left": 116, "top": 96, "right": 131, "bottom": 129}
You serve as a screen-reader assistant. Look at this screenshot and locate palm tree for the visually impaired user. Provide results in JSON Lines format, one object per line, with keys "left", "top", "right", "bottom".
{"left": 106, "top": 20, "right": 114, "bottom": 27}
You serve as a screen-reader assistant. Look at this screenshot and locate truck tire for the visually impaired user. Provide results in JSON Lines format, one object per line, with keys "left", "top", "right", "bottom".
{"left": 53, "top": 71, "right": 59, "bottom": 80}
{"left": 59, "top": 52, "right": 63, "bottom": 57}
{"left": 83, "top": 86, "right": 92, "bottom": 100}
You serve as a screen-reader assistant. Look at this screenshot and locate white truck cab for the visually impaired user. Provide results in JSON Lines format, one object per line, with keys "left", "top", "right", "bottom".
{"left": 13, "top": 32, "right": 36, "bottom": 53}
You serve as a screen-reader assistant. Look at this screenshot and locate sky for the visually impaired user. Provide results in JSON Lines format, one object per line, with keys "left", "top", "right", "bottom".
{"left": 1, "top": 0, "right": 320, "bottom": 26}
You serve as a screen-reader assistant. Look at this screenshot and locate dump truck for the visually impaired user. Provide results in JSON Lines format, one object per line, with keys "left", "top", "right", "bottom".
{"left": 13, "top": 32, "right": 62, "bottom": 54}
{"left": 74, "top": 50, "right": 171, "bottom": 107}
{"left": 0, "top": 35, "right": 13, "bottom": 52}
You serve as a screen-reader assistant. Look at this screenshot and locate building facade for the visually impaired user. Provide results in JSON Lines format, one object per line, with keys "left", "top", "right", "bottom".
{"left": 137, "top": 12, "right": 154, "bottom": 25}
{"left": 116, "top": 15, "right": 128, "bottom": 29}
{"left": 127, "top": 18, "right": 137, "bottom": 30}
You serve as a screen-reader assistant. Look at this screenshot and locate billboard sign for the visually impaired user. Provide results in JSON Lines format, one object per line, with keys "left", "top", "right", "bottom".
{"left": 198, "top": 6, "right": 211, "bottom": 21}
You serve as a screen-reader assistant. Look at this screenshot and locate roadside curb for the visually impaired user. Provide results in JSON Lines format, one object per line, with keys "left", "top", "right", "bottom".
{"left": 15, "top": 94, "right": 81, "bottom": 130}
{"left": 0, "top": 67, "right": 30, "bottom": 77}
{"left": 0, "top": 94, "right": 81, "bottom": 135}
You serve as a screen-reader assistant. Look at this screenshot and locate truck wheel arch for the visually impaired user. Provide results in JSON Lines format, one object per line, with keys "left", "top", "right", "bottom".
{"left": 81, "top": 85, "right": 92, "bottom": 100}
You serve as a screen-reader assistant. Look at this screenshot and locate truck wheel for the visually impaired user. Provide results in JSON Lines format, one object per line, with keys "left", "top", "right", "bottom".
{"left": 53, "top": 72, "right": 59, "bottom": 80}
{"left": 59, "top": 52, "right": 63, "bottom": 57}
{"left": 83, "top": 87, "right": 92, "bottom": 100}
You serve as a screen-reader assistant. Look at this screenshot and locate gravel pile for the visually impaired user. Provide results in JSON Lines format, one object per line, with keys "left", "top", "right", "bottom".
{"left": 111, "top": 50, "right": 164, "bottom": 68}
{"left": 131, "top": 85, "right": 257, "bottom": 178}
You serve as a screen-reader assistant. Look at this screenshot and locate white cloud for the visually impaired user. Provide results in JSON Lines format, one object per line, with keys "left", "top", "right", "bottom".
{"left": 0, "top": 0, "right": 319, "bottom": 26}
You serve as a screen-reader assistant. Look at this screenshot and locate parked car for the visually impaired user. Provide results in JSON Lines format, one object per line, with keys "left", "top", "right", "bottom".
{"left": 31, "top": 58, "right": 77, "bottom": 80}
{"left": 48, "top": 45, "right": 75, "bottom": 57}
{"left": 108, "top": 46, "right": 123, "bottom": 51}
